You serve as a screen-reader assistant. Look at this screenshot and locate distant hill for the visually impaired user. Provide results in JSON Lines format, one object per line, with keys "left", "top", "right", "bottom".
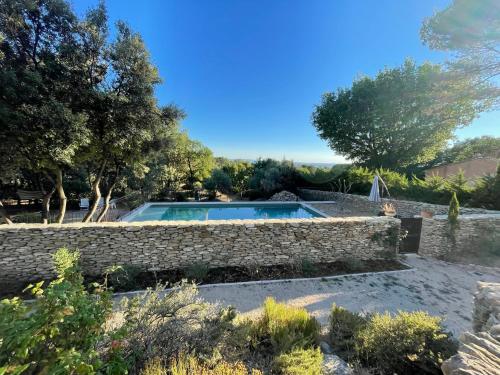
{"left": 293, "top": 161, "right": 336, "bottom": 168}
{"left": 223, "top": 158, "right": 341, "bottom": 169}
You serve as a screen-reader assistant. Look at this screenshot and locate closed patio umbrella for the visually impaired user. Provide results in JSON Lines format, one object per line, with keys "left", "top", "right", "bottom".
{"left": 369, "top": 175, "right": 381, "bottom": 202}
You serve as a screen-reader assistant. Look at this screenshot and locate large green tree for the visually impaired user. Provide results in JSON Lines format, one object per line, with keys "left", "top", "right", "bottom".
{"left": 312, "top": 60, "right": 480, "bottom": 171}
{"left": 436, "top": 136, "right": 500, "bottom": 165}
{"left": 421, "top": 0, "right": 500, "bottom": 106}
{"left": 78, "top": 10, "right": 164, "bottom": 222}
{"left": 0, "top": 0, "right": 90, "bottom": 223}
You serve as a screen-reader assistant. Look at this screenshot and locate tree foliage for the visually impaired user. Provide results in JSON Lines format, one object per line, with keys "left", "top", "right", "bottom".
{"left": 204, "top": 169, "right": 232, "bottom": 195}
{"left": 0, "top": 0, "right": 199, "bottom": 222}
{"left": 249, "top": 159, "right": 298, "bottom": 195}
{"left": 468, "top": 166, "right": 500, "bottom": 210}
{"left": 312, "top": 60, "right": 480, "bottom": 171}
{"left": 0, "top": 0, "right": 91, "bottom": 222}
{"left": 421, "top": 0, "right": 500, "bottom": 107}
{"left": 435, "top": 136, "right": 500, "bottom": 164}
{"left": 218, "top": 159, "right": 254, "bottom": 194}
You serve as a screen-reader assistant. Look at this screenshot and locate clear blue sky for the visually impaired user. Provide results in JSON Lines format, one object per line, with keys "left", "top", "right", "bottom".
{"left": 71, "top": 0, "right": 499, "bottom": 163}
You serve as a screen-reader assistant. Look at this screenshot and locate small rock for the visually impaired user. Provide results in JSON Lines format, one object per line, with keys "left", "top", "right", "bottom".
{"left": 322, "top": 354, "right": 353, "bottom": 375}
{"left": 319, "top": 341, "right": 333, "bottom": 354}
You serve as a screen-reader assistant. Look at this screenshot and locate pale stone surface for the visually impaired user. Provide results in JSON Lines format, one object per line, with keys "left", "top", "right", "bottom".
{"left": 322, "top": 354, "right": 353, "bottom": 375}
{"left": 442, "top": 282, "right": 500, "bottom": 375}
{"left": 299, "top": 189, "right": 499, "bottom": 218}
{"left": 419, "top": 215, "right": 500, "bottom": 258}
{"left": 268, "top": 190, "right": 299, "bottom": 201}
{"left": 192, "top": 255, "right": 500, "bottom": 336}
{"left": 0, "top": 216, "right": 399, "bottom": 287}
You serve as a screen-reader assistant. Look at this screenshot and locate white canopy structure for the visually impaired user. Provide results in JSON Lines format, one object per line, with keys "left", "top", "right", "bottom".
{"left": 368, "top": 175, "right": 381, "bottom": 202}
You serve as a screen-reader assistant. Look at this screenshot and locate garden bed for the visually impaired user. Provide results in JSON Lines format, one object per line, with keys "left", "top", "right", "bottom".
{"left": 98, "top": 259, "right": 408, "bottom": 293}
{"left": 0, "top": 259, "right": 409, "bottom": 299}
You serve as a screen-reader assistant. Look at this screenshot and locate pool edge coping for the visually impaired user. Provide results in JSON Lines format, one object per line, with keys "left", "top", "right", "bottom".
{"left": 119, "top": 200, "right": 335, "bottom": 222}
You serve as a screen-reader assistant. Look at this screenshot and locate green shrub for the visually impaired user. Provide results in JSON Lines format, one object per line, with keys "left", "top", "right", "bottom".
{"left": 468, "top": 167, "right": 500, "bottom": 210}
{"left": 185, "top": 262, "right": 210, "bottom": 282}
{"left": 355, "top": 311, "right": 457, "bottom": 374}
{"left": 169, "top": 352, "right": 262, "bottom": 375}
{"left": 204, "top": 169, "right": 233, "bottom": 194}
{"left": 445, "top": 171, "right": 473, "bottom": 201}
{"left": 376, "top": 167, "right": 409, "bottom": 195}
{"left": 329, "top": 304, "right": 366, "bottom": 357}
{"left": 0, "top": 248, "right": 127, "bottom": 374}
{"left": 273, "top": 347, "right": 323, "bottom": 375}
{"left": 121, "top": 283, "right": 237, "bottom": 372}
{"left": 106, "top": 264, "right": 143, "bottom": 291}
{"left": 345, "top": 166, "right": 374, "bottom": 194}
{"left": 299, "top": 258, "right": 316, "bottom": 276}
{"left": 141, "top": 357, "right": 168, "bottom": 375}
{"left": 448, "top": 192, "right": 460, "bottom": 224}
{"left": 249, "top": 159, "right": 299, "bottom": 195}
{"left": 405, "top": 175, "right": 448, "bottom": 204}
{"left": 253, "top": 297, "right": 320, "bottom": 354}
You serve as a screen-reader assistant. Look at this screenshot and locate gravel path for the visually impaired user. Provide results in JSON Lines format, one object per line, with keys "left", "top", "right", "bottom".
{"left": 196, "top": 255, "right": 500, "bottom": 335}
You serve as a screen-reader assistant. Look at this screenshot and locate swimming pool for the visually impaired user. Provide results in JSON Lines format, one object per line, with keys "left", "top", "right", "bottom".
{"left": 121, "top": 202, "right": 325, "bottom": 222}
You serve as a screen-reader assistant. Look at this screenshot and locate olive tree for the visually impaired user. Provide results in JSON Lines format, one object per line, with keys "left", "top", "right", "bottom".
{"left": 0, "top": 0, "right": 90, "bottom": 223}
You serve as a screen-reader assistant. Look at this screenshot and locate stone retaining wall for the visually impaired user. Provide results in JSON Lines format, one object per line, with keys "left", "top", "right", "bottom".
{"left": 442, "top": 282, "right": 500, "bottom": 375}
{"left": 419, "top": 214, "right": 500, "bottom": 257}
{"left": 298, "top": 189, "right": 499, "bottom": 218}
{"left": 0, "top": 217, "right": 400, "bottom": 287}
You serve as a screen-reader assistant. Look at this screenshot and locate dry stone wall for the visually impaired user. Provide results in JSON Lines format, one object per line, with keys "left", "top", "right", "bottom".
{"left": 0, "top": 217, "right": 400, "bottom": 288}
{"left": 298, "top": 189, "right": 499, "bottom": 218}
{"left": 442, "top": 282, "right": 500, "bottom": 375}
{"left": 419, "top": 214, "right": 500, "bottom": 258}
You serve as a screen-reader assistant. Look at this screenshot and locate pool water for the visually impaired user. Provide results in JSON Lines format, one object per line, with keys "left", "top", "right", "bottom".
{"left": 124, "top": 203, "right": 322, "bottom": 222}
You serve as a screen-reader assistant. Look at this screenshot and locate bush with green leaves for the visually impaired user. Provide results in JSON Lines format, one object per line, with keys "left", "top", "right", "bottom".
{"left": 204, "top": 169, "right": 233, "bottom": 194}
{"left": 329, "top": 304, "right": 367, "bottom": 357}
{"left": 140, "top": 357, "right": 168, "bottom": 375}
{"left": 0, "top": 248, "right": 128, "bottom": 374}
{"left": 252, "top": 297, "right": 320, "bottom": 354}
{"left": 468, "top": 166, "right": 500, "bottom": 210}
{"left": 119, "top": 282, "right": 238, "bottom": 372}
{"left": 168, "top": 352, "right": 262, "bottom": 375}
{"left": 249, "top": 159, "right": 299, "bottom": 196}
{"left": 106, "top": 264, "right": 143, "bottom": 291}
{"left": 184, "top": 262, "right": 210, "bottom": 282}
{"left": 355, "top": 311, "right": 457, "bottom": 374}
{"left": 317, "top": 165, "right": 484, "bottom": 206}
{"left": 273, "top": 347, "right": 323, "bottom": 375}
{"left": 298, "top": 258, "right": 316, "bottom": 276}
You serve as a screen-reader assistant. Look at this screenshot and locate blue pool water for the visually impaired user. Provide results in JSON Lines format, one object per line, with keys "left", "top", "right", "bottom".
{"left": 124, "top": 203, "right": 322, "bottom": 222}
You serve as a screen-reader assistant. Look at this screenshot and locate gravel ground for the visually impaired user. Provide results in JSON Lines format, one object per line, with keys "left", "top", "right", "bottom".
{"left": 194, "top": 254, "right": 500, "bottom": 336}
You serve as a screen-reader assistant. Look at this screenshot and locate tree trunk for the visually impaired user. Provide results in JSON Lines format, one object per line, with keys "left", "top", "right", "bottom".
{"left": 96, "top": 166, "right": 120, "bottom": 223}
{"left": 55, "top": 168, "right": 67, "bottom": 224}
{"left": 82, "top": 161, "right": 107, "bottom": 223}
{"left": 41, "top": 172, "right": 56, "bottom": 224}
{"left": 96, "top": 183, "right": 116, "bottom": 223}
{"left": 41, "top": 188, "right": 55, "bottom": 224}
{"left": 0, "top": 200, "right": 13, "bottom": 224}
